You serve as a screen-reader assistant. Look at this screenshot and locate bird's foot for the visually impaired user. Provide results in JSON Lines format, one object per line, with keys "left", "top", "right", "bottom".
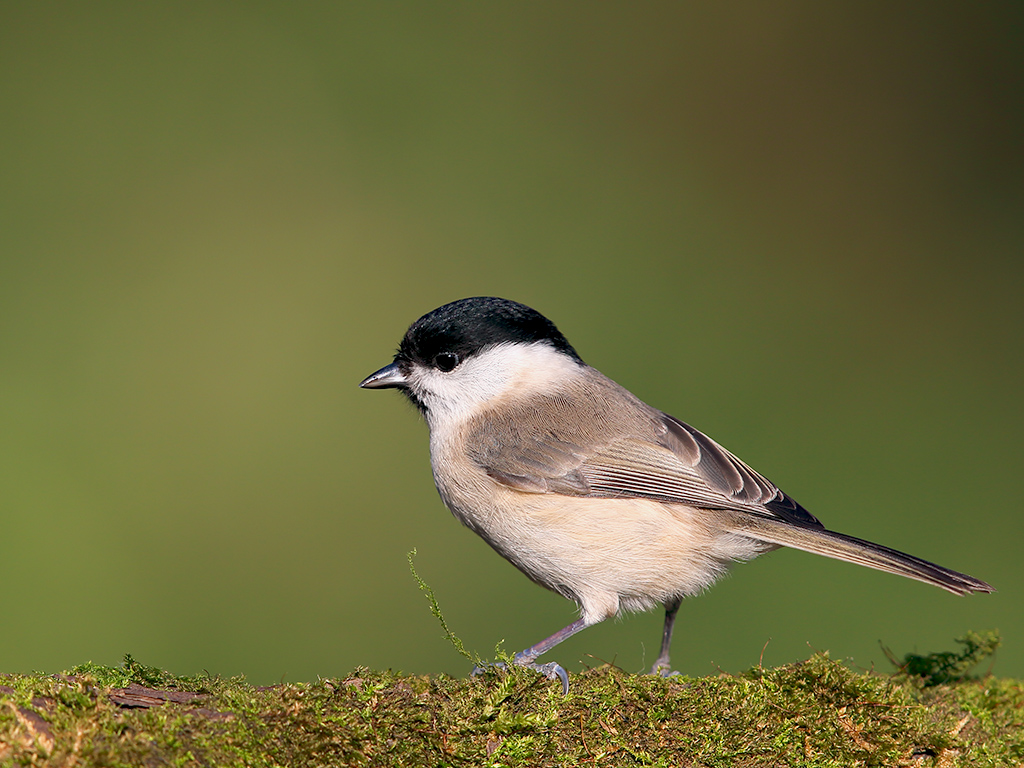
{"left": 518, "top": 658, "right": 570, "bottom": 694}
{"left": 472, "top": 652, "right": 570, "bottom": 694}
{"left": 650, "top": 659, "right": 680, "bottom": 678}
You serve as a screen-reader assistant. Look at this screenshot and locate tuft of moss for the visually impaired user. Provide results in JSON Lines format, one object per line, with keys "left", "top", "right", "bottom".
{"left": 68, "top": 653, "right": 216, "bottom": 691}
{"left": 885, "top": 630, "right": 1002, "bottom": 688}
{"left": 1, "top": 643, "right": 1023, "bottom": 767}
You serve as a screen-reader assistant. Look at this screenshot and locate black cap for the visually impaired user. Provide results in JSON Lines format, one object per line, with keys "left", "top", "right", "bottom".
{"left": 397, "top": 297, "right": 582, "bottom": 367}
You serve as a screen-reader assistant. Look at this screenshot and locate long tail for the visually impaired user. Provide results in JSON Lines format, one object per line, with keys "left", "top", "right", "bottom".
{"left": 726, "top": 515, "right": 994, "bottom": 595}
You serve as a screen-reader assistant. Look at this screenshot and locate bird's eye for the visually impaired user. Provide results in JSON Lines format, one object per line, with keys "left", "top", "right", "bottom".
{"left": 433, "top": 352, "right": 460, "bottom": 372}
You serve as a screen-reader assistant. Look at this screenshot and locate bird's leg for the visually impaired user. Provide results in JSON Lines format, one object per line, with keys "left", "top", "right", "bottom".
{"left": 513, "top": 617, "right": 590, "bottom": 694}
{"left": 474, "top": 617, "right": 590, "bottom": 694}
{"left": 650, "top": 598, "right": 681, "bottom": 676}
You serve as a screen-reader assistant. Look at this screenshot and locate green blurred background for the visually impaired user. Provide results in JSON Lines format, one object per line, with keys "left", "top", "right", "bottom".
{"left": 2, "top": 3, "right": 1021, "bottom": 684}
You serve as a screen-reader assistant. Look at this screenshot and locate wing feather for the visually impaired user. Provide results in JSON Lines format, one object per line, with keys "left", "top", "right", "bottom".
{"left": 466, "top": 376, "right": 822, "bottom": 528}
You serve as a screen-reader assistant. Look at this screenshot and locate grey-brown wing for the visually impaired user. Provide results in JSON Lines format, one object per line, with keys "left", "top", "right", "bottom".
{"left": 656, "top": 413, "right": 822, "bottom": 527}
{"left": 468, "top": 389, "right": 821, "bottom": 527}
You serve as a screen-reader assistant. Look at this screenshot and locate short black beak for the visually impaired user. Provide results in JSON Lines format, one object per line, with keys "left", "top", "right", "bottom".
{"left": 359, "top": 362, "right": 407, "bottom": 389}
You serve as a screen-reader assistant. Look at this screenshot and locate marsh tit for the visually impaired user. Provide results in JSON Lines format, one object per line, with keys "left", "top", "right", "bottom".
{"left": 360, "top": 297, "right": 992, "bottom": 692}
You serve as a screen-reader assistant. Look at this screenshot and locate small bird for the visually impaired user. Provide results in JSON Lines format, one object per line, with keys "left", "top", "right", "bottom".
{"left": 360, "top": 297, "right": 992, "bottom": 692}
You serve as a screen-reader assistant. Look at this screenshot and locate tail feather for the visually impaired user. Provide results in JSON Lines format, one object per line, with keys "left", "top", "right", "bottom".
{"left": 728, "top": 515, "right": 994, "bottom": 596}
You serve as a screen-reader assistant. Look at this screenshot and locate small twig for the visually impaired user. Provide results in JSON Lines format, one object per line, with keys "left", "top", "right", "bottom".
{"left": 759, "top": 637, "right": 772, "bottom": 669}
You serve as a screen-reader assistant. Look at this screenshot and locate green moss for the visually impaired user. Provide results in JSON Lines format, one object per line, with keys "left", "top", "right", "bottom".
{"left": 68, "top": 654, "right": 216, "bottom": 691}
{"left": 1, "top": 647, "right": 1022, "bottom": 767}
{"left": 885, "top": 630, "right": 1002, "bottom": 687}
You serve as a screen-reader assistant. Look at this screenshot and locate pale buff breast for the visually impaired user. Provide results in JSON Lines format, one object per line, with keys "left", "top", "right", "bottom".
{"left": 431, "top": 437, "right": 771, "bottom": 624}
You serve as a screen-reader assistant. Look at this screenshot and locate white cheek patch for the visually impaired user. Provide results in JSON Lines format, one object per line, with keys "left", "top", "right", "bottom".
{"left": 411, "top": 342, "right": 581, "bottom": 426}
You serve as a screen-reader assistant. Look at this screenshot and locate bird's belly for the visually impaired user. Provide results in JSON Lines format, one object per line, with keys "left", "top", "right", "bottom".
{"left": 439, "top": 478, "right": 768, "bottom": 623}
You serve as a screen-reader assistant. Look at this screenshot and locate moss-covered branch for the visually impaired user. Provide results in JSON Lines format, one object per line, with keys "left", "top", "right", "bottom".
{"left": 1, "top": 644, "right": 1022, "bottom": 767}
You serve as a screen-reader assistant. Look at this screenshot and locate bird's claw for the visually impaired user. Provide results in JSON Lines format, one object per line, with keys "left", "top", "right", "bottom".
{"left": 523, "top": 660, "right": 570, "bottom": 694}
{"left": 472, "top": 654, "right": 570, "bottom": 694}
{"left": 650, "top": 662, "right": 681, "bottom": 678}
{"left": 471, "top": 661, "right": 505, "bottom": 678}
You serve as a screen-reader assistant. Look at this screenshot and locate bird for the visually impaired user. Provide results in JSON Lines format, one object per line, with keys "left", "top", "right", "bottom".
{"left": 360, "top": 296, "right": 993, "bottom": 692}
